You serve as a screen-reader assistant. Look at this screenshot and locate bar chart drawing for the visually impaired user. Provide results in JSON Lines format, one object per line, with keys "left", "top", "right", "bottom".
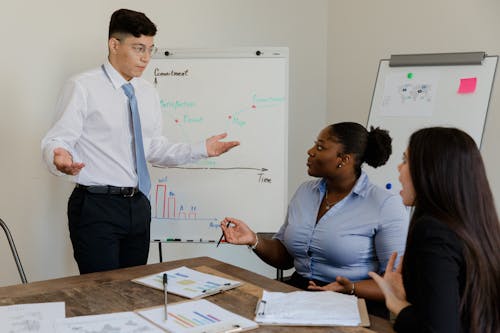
{"left": 154, "top": 183, "right": 199, "bottom": 220}
{"left": 168, "top": 309, "right": 221, "bottom": 328}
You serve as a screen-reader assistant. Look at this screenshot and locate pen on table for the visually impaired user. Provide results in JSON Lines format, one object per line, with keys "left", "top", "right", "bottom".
{"left": 163, "top": 273, "right": 168, "bottom": 321}
{"left": 216, "top": 220, "right": 231, "bottom": 247}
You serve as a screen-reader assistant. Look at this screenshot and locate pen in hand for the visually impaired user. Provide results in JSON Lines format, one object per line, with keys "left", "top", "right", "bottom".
{"left": 163, "top": 273, "right": 168, "bottom": 321}
{"left": 216, "top": 220, "right": 231, "bottom": 247}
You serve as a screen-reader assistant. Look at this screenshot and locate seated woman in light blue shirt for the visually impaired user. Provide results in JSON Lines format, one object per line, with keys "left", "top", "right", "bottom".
{"left": 221, "top": 122, "right": 409, "bottom": 314}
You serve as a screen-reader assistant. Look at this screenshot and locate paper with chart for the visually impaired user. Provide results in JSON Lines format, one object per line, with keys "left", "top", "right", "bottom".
{"left": 0, "top": 302, "right": 65, "bottom": 333}
{"left": 378, "top": 70, "right": 440, "bottom": 117}
{"left": 132, "top": 266, "right": 242, "bottom": 299}
{"left": 136, "top": 299, "right": 258, "bottom": 333}
{"left": 53, "top": 311, "right": 164, "bottom": 333}
{"left": 255, "top": 290, "right": 361, "bottom": 326}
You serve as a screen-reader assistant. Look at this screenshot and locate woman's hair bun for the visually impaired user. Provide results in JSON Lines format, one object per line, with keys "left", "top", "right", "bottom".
{"left": 364, "top": 126, "right": 392, "bottom": 168}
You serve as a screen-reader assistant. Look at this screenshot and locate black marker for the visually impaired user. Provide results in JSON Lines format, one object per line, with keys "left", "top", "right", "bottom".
{"left": 216, "top": 221, "right": 231, "bottom": 247}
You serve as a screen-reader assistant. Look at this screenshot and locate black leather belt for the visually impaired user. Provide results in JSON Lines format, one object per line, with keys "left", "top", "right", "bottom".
{"left": 76, "top": 184, "right": 139, "bottom": 197}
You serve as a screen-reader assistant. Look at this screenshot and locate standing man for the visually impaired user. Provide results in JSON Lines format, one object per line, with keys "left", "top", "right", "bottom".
{"left": 41, "top": 9, "right": 239, "bottom": 274}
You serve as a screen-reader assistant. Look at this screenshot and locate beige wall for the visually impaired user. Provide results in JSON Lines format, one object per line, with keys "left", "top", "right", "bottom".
{"left": 327, "top": 0, "right": 500, "bottom": 210}
{"left": 0, "top": 0, "right": 327, "bottom": 286}
{"left": 2, "top": 0, "right": 499, "bottom": 287}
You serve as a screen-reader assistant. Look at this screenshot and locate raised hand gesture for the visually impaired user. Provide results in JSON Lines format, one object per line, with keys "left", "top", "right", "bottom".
{"left": 53, "top": 148, "right": 85, "bottom": 175}
{"left": 205, "top": 133, "right": 239, "bottom": 157}
{"left": 369, "top": 252, "right": 410, "bottom": 315}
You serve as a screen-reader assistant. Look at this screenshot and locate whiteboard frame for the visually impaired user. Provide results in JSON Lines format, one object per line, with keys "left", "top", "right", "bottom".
{"left": 152, "top": 47, "right": 289, "bottom": 59}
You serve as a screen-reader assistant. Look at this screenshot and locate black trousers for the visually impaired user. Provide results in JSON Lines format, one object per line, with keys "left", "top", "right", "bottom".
{"left": 67, "top": 187, "right": 151, "bottom": 274}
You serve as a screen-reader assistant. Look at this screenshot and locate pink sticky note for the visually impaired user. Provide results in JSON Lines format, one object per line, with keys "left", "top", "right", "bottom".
{"left": 458, "top": 77, "right": 477, "bottom": 94}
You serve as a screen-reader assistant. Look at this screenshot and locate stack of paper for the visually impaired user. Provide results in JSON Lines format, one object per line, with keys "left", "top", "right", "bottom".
{"left": 132, "top": 266, "right": 242, "bottom": 299}
{"left": 255, "top": 290, "right": 361, "bottom": 326}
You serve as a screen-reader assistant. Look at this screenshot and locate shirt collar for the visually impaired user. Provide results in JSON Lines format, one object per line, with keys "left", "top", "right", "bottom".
{"left": 102, "top": 60, "right": 137, "bottom": 90}
{"left": 317, "top": 170, "right": 369, "bottom": 198}
{"left": 352, "top": 170, "right": 369, "bottom": 197}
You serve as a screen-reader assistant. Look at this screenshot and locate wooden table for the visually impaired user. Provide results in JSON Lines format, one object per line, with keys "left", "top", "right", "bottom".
{"left": 0, "top": 256, "right": 394, "bottom": 333}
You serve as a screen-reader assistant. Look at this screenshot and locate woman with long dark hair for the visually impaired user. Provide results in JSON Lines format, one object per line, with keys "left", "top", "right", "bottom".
{"left": 370, "top": 127, "right": 500, "bottom": 332}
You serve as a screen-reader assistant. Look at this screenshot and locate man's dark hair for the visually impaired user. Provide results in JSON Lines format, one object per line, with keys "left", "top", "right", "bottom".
{"left": 108, "top": 9, "right": 157, "bottom": 39}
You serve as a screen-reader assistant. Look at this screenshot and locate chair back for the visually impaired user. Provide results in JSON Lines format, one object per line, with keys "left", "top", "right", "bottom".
{"left": 256, "top": 232, "right": 285, "bottom": 281}
{"left": 0, "top": 218, "right": 28, "bottom": 283}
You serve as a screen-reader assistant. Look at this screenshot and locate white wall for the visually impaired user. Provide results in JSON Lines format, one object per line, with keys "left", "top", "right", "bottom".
{"left": 0, "top": 0, "right": 327, "bottom": 286}
{"left": 327, "top": 0, "right": 500, "bottom": 210}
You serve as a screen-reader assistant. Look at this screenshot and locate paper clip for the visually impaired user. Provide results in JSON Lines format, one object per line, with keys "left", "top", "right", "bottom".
{"left": 201, "top": 287, "right": 224, "bottom": 296}
{"left": 223, "top": 324, "right": 242, "bottom": 333}
{"left": 255, "top": 300, "right": 266, "bottom": 316}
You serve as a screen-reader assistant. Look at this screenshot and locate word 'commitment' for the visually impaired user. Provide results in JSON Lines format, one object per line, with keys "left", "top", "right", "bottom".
{"left": 154, "top": 68, "right": 189, "bottom": 77}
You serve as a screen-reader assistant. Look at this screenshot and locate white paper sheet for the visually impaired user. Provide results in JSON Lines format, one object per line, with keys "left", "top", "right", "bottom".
{"left": 378, "top": 71, "right": 440, "bottom": 117}
{"left": 132, "top": 266, "right": 242, "bottom": 299}
{"left": 0, "top": 302, "right": 65, "bottom": 333}
{"left": 136, "top": 299, "right": 258, "bottom": 333}
{"left": 255, "top": 290, "right": 360, "bottom": 326}
{"left": 53, "top": 311, "right": 164, "bottom": 333}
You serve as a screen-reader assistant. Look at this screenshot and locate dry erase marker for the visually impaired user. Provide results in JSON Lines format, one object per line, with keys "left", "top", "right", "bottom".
{"left": 163, "top": 273, "right": 168, "bottom": 321}
{"left": 216, "top": 221, "right": 231, "bottom": 247}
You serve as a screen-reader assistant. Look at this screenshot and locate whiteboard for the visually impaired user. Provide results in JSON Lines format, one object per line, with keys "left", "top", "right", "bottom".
{"left": 366, "top": 55, "right": 498, "bottom": 194}
{"left": 142, "top": 48, "right": 289, "bottom": 242}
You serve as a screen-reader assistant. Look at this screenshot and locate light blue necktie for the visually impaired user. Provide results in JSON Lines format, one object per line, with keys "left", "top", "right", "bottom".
{"left": 122, "top": 83, "right": 151, "bottom": 196}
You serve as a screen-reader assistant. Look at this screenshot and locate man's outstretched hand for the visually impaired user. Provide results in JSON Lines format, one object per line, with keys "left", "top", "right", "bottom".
{"left": 53, "top": 148, "right": 85, "bottom": 175}
{"left": 206, "top": 133, "right": 240, "bottom": 157}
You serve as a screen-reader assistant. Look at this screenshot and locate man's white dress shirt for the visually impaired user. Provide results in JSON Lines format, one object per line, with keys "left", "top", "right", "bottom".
{"left": 42, "top": 61, "right": 206, "bottom": 188}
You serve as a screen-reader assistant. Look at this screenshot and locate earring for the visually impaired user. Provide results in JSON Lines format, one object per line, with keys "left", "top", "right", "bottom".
{"left": 337, "top": 164, "right": 342, "bottom": 168}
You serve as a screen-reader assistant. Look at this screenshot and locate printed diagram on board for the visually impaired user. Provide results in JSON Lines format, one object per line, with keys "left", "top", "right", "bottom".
{"left": 379, "top": 71, "right": 440, "bottom": 117}
{"left": 397, "top": 83, "right": 432, "bottom": 103}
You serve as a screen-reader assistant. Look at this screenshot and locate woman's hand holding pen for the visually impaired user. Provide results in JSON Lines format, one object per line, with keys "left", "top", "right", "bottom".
{"left": 220, "top": 218, "right": 257, "bottom": 246}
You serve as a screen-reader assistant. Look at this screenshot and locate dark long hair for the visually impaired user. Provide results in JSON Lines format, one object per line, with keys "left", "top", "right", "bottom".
{"left": 405, "top": 127, "right": 500, "bottom": 333}
{"left": 328, "top": 122, "right": 392, "bottom": 177}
